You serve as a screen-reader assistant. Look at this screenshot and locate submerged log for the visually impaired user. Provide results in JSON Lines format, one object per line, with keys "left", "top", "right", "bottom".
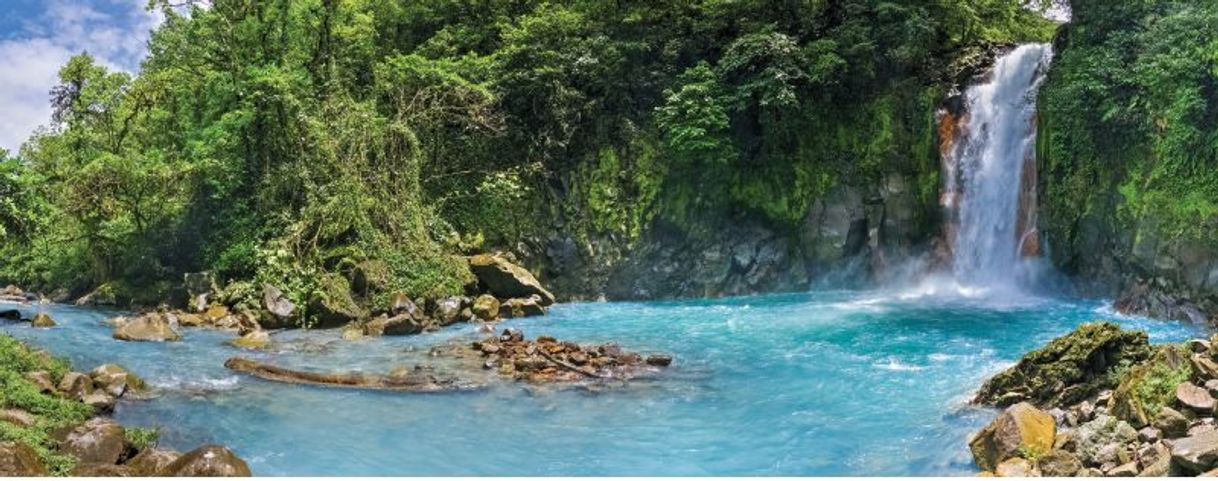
{"left": 223, "top": 357, "right": 477, "bottom": 393}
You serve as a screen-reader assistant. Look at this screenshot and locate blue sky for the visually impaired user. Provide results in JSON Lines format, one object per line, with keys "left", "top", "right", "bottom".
{"left": 0, "top": 0, "right": 159, "bottom": 153}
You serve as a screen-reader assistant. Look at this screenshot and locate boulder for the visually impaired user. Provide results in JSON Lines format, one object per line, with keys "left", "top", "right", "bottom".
{"left": 58, "top": 371, "right": 95, "bottom": 400}
{"left": 0, "top": 441, "right": 47, "bottom": 476}
{"left": 124, "top": 448, "right": 181, "bottom": 475}
{"left": 1037, "top": 449, "right": 1081, "bottom": 476}
{"left": 158, "top": 445, "right": 251, "bottom": 476}
{"left": 90, "top": 364, "right": 146, "bottom": 397}
{"left": 0, "top": 309, "right": 20, "bottom": 320}
{"left": 1110, "top": 345, "right": 1194, "bottom": 427}
{"left": 30, "top": 312, "right": 55, "bottom": 327}
{"left": 24, "top": 371, "right": 55, "bottom": 394}
{"left": 1108, "top": 461, "right": 1139, "bottom": 476}
{"left": 1179, "top": 382, "right": 1217, "bottom": 413}
{"left": 968, "top": 402, "right": 1056, "bottom": 471}
{"left": 471, "top": 295, "right": 499, "bottom": 321}
{"left": 203, "top": 304, "right": 230, "bottom": 324}
{"left": 434, "top": 297, "right": 468, "bottom": 326}
{"left": 307, "top": 274, "right": 367, "bottom": 327}
{"left": 81, "top": 392, "right": 117, "bottom": 413}
{"left": 974, "top": 322, "right": 1151, "bottom": 407}
{"left": 74, "top": 284, "right": 117, "bottom": 306}
{"left": 228, "top": 330, "right": 270, "bottom": 350}
{"left": 994, "top": 457, "right": 1038, "bottom": 477}
{"left": 113, "top": 313, "right": 182, "bottom": 342}
{"left": 1075, "top": 414, "right": 1138, "bottom": 466}
{"left": 62, "top": 418, "right": 127, "bottom": 465}
{"left": 72, "top": 463, "right": 139, "bottom": 476}
{"left": 468, "top": 254, "right": 556, "bottom": 306}
{"left": 1172, "top": 429, "right": 1218, "bottom": 473}
{"left": 262, "top": 284, "right": 296, "bottom": 321}
{"left": 500, "top": 297, "right": 545, "bottom": 318}
{"left": 363, "top": 314, "right": 425, "bottom": 337}
{"left": 646, "top": 354, "right": 674, "bottom": 367}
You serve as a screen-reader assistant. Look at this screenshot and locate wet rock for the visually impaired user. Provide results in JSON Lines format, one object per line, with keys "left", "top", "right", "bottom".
{"left": 112, "top": 313, "right": 182, "bottom": 342}
{"left": 91, "top": 364, "right": 145, "bottom": 397}
{"left": 125, "top": 448, "right": 181, "bottom": 475}
{"left": 224, "top": 357, "right": 469, "bottom": 393}
{"left": 228, "top": 330, "right": 270, "bottom": 350}
{"left": 364, "top": 314, "right": 425, "bottom": 336}
{"left": 1109, "top": 461, "right": 1139, "bottom": 476}
{"left": 62, "top": 418, "right": 127, "bottom": 465}
{"left": 1172, "top": 429, "right": 1218, "bottom": 473}
{"left": 468, "top": 254, "right": 556, "bottom": 306}
{"left": 159, "top": 445, "right": 251, "bottom": 476}
{"left": 0, "top": 309, "right": 20, "bottom": 320}
{"left": 646, "top": 354, "right": 673, "bottom": 367}
{"left": 25, "top": 370, "right": 56, "bottom": 394}
{"left": 31, "top": 312, "right": 55, "bottom": 327}
{"left": 0, "top": 441, "right": 47, "bottom": 476}
{"left": 994, "top": 457, "right": 1038, "bottom": 477}
{"left": 500, "top": 328, "right": 523, "bottom": 343}
{"left": 262, "top": 284, "right": 296, "bottom": 321}
{"left": 1037, "top": 449, "right": 1081, "bottom": 476}
{"left": 969, "top": 402, "right": 1056, "bottom": 471}
{"left": 974, "top": 322, "right": 1151, "bottom": 407}
{"left": 82, "top": 392, "right": 117, "bottom": 412}
{"left": 1076, "top": 414, "right": 1138, "bottom": 466}
{"left": 1111, "top": 345, "right": 1194, "bottom": 427}
{"left": 58, "top": 371, "right": 95, "bottom": 400}
{"left": 0, "top": 409, "right": 35, "bottom": 428}
{"left": 471, "top": 295, "right": 499, "bottom": 321}
{"left": 1179, "top": 382, "right": 1217, "bottom": 413}
{"left": 341, "top": 323, "right": 366, "bottom": 341}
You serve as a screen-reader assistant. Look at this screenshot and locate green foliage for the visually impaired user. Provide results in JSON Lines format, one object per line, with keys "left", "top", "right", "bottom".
{"left": 1132, "top": 351, "right": 1193, "bottom": 417}
{"left": 0, "top": 0, "right": 1056, "bottom": 307}
{"left": 0, "top": 335, "right": 93, "bottom": 475}
{"left": 125, "top": 426, "right": 160, "bottom": 451}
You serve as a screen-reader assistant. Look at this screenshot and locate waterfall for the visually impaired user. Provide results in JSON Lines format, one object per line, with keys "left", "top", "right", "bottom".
{"left": 942, "top": 44, "right": 1053, "bottom": 291}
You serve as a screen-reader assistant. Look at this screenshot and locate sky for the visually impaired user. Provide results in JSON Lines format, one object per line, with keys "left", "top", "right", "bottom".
{"left": 0, "top": 0, "right": 160, "bottom": 153}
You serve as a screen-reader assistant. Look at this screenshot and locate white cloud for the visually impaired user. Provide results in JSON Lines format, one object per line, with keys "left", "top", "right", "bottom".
{"left": 0, "top": 0, "right": 160, "bottom": 153}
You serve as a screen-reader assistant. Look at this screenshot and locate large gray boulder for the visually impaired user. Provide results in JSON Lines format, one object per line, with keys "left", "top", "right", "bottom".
{"left": 113, "top": 313, "right": 182, "bottom": 342}
{"left": 1172, "top": 429, "right": 1218, "bottom": 474}
{"left": 468, "top": 254, "right": 556, "bottom": 306}
{"left": 61, "top": 418, "right": 128, "bottom": 465}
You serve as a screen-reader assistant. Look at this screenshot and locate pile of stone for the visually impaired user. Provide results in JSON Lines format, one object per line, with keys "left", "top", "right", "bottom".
{"left": 971, "top": 321, "right": 1218, "bottom": 476}
{"left": 471, "top": 329, "right": 672, "bottom": 383}
{"left": 29, "top": 364, "right": 147, "bottom": 413}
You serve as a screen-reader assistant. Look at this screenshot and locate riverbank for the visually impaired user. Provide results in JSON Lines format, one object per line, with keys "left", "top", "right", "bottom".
{"left": 970, "top": 322, "right": 1218, "bottom": 476}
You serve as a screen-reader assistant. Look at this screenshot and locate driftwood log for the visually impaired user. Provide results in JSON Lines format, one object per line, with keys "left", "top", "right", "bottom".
{"left": 224, "top": 357, "right": 478, "bottom": 392}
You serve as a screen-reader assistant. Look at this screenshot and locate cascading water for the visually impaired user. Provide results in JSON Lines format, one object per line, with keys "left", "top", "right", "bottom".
{"left": 942, "top": 44, "right": 1053, "bottom": 292}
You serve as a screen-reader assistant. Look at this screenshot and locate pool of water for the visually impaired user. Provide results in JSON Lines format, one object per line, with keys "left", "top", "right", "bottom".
{"left": 0, "top": 283, "right": 1204, "bottom": 475}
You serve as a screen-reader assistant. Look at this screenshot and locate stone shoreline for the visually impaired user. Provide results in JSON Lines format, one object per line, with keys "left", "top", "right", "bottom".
{"left": 969, "top": 321, "right": 1218, "bottom": 477}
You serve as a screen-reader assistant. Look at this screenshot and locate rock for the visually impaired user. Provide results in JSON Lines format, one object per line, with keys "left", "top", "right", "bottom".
{"left": 468, "top": 254, "right": 556, "bottom": 306}
{"left": 203, "top": 304, "right": 230, "bottom": 324}
{"left": 340, "top": 323, "right": 365, "bottom": 341}
{"left": 974, "top": 322, "right": 1152, "bottom": 407}
{"left": 433, "top": 297, "right": 467, "bottom": 326}
{"left": 471, "top": 295, "right": 500, "bottom": 321}
{"left": 224, "top": 357, "right": 466, "bottom": 393}
{"left": 1193, "top": 424, "right": 1218, "bottom": 437}
{"left": 72, "top": 463, "right": 139, "bottom": 476}
{"left": 1206, "top": 380, "right": 1218, "bottom": 398}
{"left": 968, "top": 402, "right": 1056, "bottom": 472}
{"left": 994, "top": 457, "right": 1038, "bottom": 477}
{"left": 25, "top": 370, "right": 56, "bottom": 394}
{"left": 58, "top": 371, "right": 95, "bottom": 400}
{"left": 0, "top": 309, "right": 20, "bottom": 320}
{"left": 1195, "top": 354, "right": 1218, "bottom": 380}
{"left": 1140, "top": 426, "right": 1163, "bottom": 443}
{"left": 0, "top": 441, "right": 47, "bottom": 476}
{"left": 1076, "top": 414, "right": 1138, "bottom": 466}
{"left": 125, "top": 448, "right": 181, "bottom": 475}
{"left": 646, "top": 354, "right": 674, "bottom": 366}
{"left": 364, "top": 314, "right": 426, "bottom": 336}
{"left": 228, "top": 330, "right": 270, "bottom": 350}
{"left": 81, "top": 392, "right": 117, "bottom": 412}
{"left": 0, "top": 409, "right": 35, "bottom": 428}
{"left": 30, "top": 312, "right": 55, "bottom": 327}
{"left": 1109, "top": 461, "right": 1140, "bottom": 476}
{"left": 158, "top": 445, "right": 251, "bottom": 476}
{"left": 1110, "top": 345, "right": 1194, "bottom": 427}
{"left": 62, "top": 418, "right": 127, "bottom": 465}
{"left": 1036, "top": 449, "right": 1081, "bottom": 476}
{"left": 91, "top": 364, "right": 145, "bottom": 397}
{"left": 500, "top": 328, "right": 524, "bottom": 343}
{"left": 262, "top": 284, "right": 296, "bottom": 321}
{"left": 1172, "top": 429, "right": 1218, "bottom": 473}
{"left": 74, "top": 284, "right": 117, "bottom": 306}
{"left": 307, "top": 274, "right": 367, "bottom": 327}
{"left": 1179, "top": 382, "right": 1217, "bottom": 413}
{"left": 113, "top": 313, "right": 182, "bottom": 342}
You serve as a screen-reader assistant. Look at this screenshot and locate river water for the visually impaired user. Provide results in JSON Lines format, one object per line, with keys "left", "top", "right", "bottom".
{"left": 0, "top": 282, "right": 1200, "bottom": 475}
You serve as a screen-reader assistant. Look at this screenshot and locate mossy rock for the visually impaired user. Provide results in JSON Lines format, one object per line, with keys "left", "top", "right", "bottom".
{"left": 974, "top": 322, "right": 1152, "bottom": 407}
{"left": 307, "top": 274, "right": 367, "bottom": 328}
{"left": 1109, "top": 344, "right": 1194, "bottom": 428}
